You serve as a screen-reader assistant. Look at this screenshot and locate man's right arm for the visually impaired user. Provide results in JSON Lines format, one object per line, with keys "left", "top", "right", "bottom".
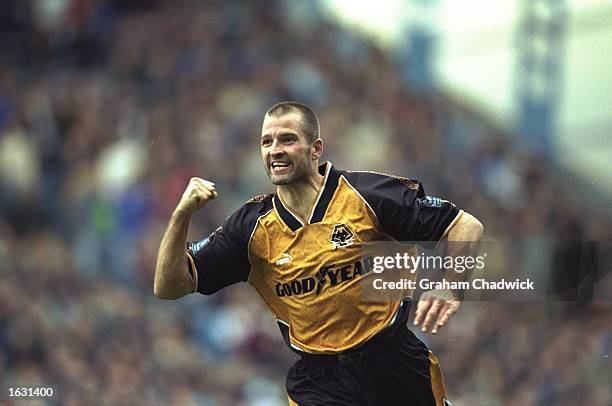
{"left": 153, "top": 177, "right": 217, "bottom": 300}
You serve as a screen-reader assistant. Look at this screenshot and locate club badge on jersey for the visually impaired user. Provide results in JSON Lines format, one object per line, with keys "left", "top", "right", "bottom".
{"left": 331, "top": 223, "right": 355, "bottom": 249}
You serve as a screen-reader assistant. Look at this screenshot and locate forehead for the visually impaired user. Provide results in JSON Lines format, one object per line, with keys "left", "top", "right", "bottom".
{"left": 261, "top": 112, "right": 304, "bottom": 137}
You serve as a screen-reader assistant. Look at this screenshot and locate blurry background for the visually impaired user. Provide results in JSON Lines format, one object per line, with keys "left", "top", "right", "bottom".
{"left": 0, "top": 0, "right": 610, "bottom": 405}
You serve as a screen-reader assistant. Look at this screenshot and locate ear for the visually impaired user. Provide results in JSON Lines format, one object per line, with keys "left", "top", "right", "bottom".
{"left": 312, "top": 138, "right": 323, "bottom": 160}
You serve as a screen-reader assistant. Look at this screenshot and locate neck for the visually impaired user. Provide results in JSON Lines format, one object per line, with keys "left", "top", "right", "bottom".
{"left": 277, "top": 164, "right": 325, "bottom": 223}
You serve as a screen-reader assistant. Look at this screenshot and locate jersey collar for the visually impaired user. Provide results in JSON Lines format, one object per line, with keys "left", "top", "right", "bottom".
{"left": 273, "top": 162, "right": 341, "bottom": 232}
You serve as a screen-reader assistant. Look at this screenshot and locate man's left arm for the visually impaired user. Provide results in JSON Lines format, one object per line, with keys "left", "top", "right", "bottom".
{"left": 413, "top": 212, "right": 484, "bottom": 334}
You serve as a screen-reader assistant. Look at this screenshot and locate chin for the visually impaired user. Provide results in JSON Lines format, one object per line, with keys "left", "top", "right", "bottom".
{"left": 271, "top": 176, "right": 293, "bottom": 186}
{"left": 270, "top": 172, "right": 300, "bottom": 185}
{"left": 269, "top": 166, "right": 307, "bottom": 185}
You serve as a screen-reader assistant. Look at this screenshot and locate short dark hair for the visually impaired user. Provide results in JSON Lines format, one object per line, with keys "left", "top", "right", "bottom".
{"left": 265, "top": 101, "right": 320, "bottom": 143}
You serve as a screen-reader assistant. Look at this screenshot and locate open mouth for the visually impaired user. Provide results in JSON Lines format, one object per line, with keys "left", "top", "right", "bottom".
{"left": 270, "top": 161, "right": 292, "bottom": 174}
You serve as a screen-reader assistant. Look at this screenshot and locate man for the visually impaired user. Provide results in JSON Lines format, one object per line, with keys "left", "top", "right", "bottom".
{"left": 154, "top": 101, "right": 483, "bottom": 405}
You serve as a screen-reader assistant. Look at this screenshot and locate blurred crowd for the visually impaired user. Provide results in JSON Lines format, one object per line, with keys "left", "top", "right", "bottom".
{"left": 0, "top": 1, "right": 610, "bottom": 405}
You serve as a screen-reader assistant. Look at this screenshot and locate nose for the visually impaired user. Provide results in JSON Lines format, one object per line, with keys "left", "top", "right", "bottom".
{"left": 270, "top": 139, "right": 285, "bottom": 157}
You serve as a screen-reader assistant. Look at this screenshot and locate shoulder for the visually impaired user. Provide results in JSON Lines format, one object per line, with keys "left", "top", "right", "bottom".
{"left": 246, "top": 193, "right": 274, "bottom": 204}
{"left": 341, "top": 169, "right": 424, "bottom": 198}
{"left": 244, "top": 193, "right": 274, "bottom": 216}
{"left": 188, "top": 194, "right": 274, "bottom": 258}
{"left": 229, "top": 194, "right": 274, "bottom": 224}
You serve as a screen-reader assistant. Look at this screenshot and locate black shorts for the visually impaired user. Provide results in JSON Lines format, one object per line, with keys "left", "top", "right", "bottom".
{"left": 286, "top": 301, "right": 450, "bottom": 406}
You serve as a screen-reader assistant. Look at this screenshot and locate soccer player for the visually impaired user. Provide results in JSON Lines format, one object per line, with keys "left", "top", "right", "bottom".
{"left": 154, "top": 102, "right": 483, "bottom": 405}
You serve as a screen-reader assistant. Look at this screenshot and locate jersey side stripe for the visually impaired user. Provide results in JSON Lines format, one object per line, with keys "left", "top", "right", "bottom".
{"left": 276, "top": 318, "right": 305, "bottom": 352}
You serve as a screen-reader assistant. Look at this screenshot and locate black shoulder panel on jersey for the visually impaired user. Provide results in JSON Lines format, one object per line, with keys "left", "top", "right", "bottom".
{"left": 342, "top": 170, "right": 459, "bottom": 242}
{"left": 187, "top": 197, "right": 273, "bottom": 295}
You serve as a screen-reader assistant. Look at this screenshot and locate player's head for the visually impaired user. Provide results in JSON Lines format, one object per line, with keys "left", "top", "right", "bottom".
{"left": 261, "top": 101, "right": 323, "bottom": 185}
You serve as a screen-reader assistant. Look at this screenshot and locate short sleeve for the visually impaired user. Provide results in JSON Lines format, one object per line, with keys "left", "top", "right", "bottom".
{"left": 186, "top": 197, "right": 272, "bottom": 295}
{"left": 343, "top": 171, "right": 461, "bottom": 243}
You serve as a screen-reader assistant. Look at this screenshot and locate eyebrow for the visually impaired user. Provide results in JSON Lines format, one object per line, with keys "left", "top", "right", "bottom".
{"left": 261, "top": 132, "right": 299, "bottom": 139}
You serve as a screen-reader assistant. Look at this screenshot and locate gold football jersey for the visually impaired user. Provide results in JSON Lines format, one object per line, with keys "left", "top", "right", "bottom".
{"left": 187, "top": 162, "right": 461, "bottom": 354}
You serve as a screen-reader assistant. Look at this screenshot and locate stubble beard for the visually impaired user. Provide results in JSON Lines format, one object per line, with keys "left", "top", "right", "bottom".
{"left": 269, "top": 159, "right": 310, "bottom": 186}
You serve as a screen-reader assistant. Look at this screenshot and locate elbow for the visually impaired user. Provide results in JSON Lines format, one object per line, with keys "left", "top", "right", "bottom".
{"left": 152, "top": 255, "right": 196, "bottom": 299}
{"left": 470, "top": 214, "right": 484, "bottom": 240}
{"left": 154, "top": 288, "right": 181, "bottom": 300}
{"left": 153, "top": 279, "right": 181, "bottom": 300}
{"left": 153, "top": 282, "right": 170, "bottom": 299}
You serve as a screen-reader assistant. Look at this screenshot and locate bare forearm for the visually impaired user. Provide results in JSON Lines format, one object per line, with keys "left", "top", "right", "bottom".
{"left": 414, "top": 212, "right": 483, "bottom": 333}
{"left": 444, "top": 212, "right": 484, "bottom": 296}
{"left": 154, "top": 210, "right": 195, "bottom": 299}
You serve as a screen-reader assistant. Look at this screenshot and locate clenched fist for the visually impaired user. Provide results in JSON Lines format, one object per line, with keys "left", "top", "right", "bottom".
{"left": 175, "top": 177, "right": 218, "bottom": 216}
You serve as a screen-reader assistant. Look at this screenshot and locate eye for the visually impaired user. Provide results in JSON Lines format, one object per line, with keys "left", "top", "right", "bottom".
{"left": 261, "top": 138, "right": 272, "bottom": 147}
{"left": 281, "top": 134, "right": 297, "bottom": 144}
